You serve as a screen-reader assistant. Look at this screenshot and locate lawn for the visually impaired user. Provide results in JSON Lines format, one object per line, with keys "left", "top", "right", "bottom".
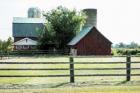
{"left": 0, "top": 86, "right": 140, "bottom": 93}
{"left": 0, "top": 55, "right": 140, "bottom": 93}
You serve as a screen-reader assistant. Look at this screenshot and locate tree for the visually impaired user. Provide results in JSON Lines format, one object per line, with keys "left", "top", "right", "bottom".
{"left": 115, "top": 42, "right": 126, "bottom": 48}
{"left": 38, "top": 6, "right": 86, "bottom": 50}
{"left": 37, "top": 24, "right": 56, "bottom": 50}
{"left": 0, "top": 37, "right": 13, "bottom": 53}
{"left": 128, "top": 42, "right": 139, "bottom": 49}
{"left": 114, "top": 42, "right": 139, "bottom": 49}
{"left": 6, "top": 37, "right": 13, "bottom": 52}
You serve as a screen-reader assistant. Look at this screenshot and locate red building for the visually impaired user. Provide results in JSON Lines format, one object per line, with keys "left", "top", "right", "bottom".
{"left": 68, "top": 26, "right": 112, "bottom": 55}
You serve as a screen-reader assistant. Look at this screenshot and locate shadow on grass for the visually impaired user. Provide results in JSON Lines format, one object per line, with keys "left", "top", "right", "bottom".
{"left": 51, "top": 82, "right": 69, "bottom": 88}
{"left": 115, "top": 80, "right": 128, "bottom": 85}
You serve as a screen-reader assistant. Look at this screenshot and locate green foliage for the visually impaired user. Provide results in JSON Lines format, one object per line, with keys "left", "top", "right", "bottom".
{"left": 111, "top": 49, "right": 116, "bottom": 55}
{"left": 114, "top": 42, "right": 139, "bottom": 49}
{"left": 38, "top": 6, "right": 86, "bottom": 50}
{"left": 113, "top": 42, "right": 140, "bottom": 55}
{"left": 112, "top": 48, "right": 140, "bottom": 55}
{"left": 0, "top": 37, "right": 13, "bottom": 53}
{"left": 37, "top": 24, "right": 56, "bottom": 50}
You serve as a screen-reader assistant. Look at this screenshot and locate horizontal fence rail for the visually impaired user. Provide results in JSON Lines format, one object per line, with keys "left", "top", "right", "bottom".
{"left": 0, "top": 75, "right": 70, "bottom": 77}
{"left": 0, "top": 50, "right": 70, "bottom": 57}
{"left": 75, "top": 74, "right": 140, "bottom": 77}
{"left": 0, "top": 68, "right": 70, "bottom": 70}
{"left": 0, "top": 74, "right": 140, "bottom": 77}
{"left": 0, "top": 56, "right": 140, "bottom": 83}
{"left": 0, "top": 62, "right": 140, "bottom": 64}
{"left": 0, "top": 68, "right": 140, "bottom": 71}
{"left": 0, "top": 62, "right": 69, "bottom": 64}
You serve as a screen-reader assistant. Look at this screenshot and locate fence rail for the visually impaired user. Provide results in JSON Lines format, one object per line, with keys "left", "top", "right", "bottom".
{"left": 0, "top": 68, "right": 139, "bottom": 71}
{"left": 0, "top": 50, "right": 70, "bottom": 56}
{"left": 0, "top": 56, "right": 140, "bottom": 83}
{"left": 1, "top": 62, "right": 140, "bottom": 64}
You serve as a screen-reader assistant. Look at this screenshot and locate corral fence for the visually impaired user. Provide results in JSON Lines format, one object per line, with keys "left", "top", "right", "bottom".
{"left": 0, "top": 55, "right": 140, "bottom": 83}
{"left": 0, "top": 50, "right": 70, "bottom": 55}
{"left": 0, "top": 50, "right": 70, "bottom": 59}
{"left": 0, "top": 50, "right": 70, "bottom": 60}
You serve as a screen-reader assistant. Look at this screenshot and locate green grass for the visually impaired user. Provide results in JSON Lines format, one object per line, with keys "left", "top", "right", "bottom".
{"left": 0, "top": 86, "right": 140, "bottom": 93}
{"left": 0, "top": 56, "right": 140, "bottom": 85}
{"left": 0, "top": 56, "right": 140, "bottom": 92}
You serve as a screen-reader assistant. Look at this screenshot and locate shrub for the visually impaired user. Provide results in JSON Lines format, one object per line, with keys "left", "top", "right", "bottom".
{"left": 115, "top": 49, "right": 140, "bottom": 55}
{"left": 136, "top": 53, "right": 140, "bottom": 55}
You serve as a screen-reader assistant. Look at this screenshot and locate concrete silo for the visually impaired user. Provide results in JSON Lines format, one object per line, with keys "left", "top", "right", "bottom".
{"left": 83, "top": 9, "right": 97, "bottom": 27}
{"left": 28, "top": 7, "right": 42, "bottom": 18}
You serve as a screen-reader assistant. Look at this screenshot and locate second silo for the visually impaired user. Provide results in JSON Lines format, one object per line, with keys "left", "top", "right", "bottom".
{"left": 83, "top": 9, "right": 97, "bottom": 27}
{"left": 28, "top": 7, "right": 42, "bottom": 18}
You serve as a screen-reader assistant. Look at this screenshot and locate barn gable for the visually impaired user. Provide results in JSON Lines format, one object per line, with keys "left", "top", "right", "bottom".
{"left": 68, "top": 26, "right": 112, "bottom": 55}
{"left": 68, "top": 26, "right": 112, "bottom": 46}
{"left": 13, "top": 38, "right": 37, "bottom": 45}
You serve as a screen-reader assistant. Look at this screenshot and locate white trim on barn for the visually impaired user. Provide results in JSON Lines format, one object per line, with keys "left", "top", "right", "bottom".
{"left": 14, "top": 38, "right": 37, "bottom": 46}
{"left": 13, "top": 38, "right": 37, "bottom": 50}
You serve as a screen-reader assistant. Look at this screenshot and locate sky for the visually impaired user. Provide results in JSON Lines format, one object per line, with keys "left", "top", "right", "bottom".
{"left": 0, "top": 0, "right": 140, "bottom": 44}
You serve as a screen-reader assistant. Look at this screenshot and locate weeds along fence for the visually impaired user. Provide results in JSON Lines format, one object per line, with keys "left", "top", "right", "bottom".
{"left": 0, "top": 56, "right": 140, "bottom": 83}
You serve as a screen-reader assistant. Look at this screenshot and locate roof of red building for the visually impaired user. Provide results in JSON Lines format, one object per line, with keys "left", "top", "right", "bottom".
{"left": 68, "top": 26, "right": 112, "bottom": 46}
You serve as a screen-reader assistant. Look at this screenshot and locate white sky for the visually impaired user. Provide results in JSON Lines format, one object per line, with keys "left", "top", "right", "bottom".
{"left": 0, "top": 0, "right": 140, "bottom": 44}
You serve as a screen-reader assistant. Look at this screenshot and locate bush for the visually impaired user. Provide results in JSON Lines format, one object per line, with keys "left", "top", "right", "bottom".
{"left": 115, "top": 49, "right": 140, "bottom": 55}
{"left": 136, "top": 53, "right": 140, "bottom": 55}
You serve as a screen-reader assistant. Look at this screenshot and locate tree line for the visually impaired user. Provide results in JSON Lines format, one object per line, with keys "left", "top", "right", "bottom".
{"left": 113, "top": 42, "right": 140, "bottom": 49}
{"left": 112, "top": 42, "right": 140, "bottom": 55}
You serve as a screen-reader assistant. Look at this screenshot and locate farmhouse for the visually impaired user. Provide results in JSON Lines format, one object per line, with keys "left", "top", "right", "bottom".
{"left": 13, "top": 7, "right": 46, "bottom": 50}
{"left": 68, "top": 9, "right": 112, "bottom": 55}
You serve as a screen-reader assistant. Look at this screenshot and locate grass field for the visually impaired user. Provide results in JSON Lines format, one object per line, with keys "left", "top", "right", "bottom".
{"left": 0, "top": 55, "right": 140, "bottom": 93}
{"left": 0, "top": 86, "right": 140, "bottom": 93}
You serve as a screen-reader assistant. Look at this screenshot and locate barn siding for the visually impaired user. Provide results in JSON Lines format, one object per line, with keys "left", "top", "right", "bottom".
{"left": 75, "top": 28, "right": 111, "bottom": 55}
{"left": 13, "top": 23, "right": 44, "bottom": 37}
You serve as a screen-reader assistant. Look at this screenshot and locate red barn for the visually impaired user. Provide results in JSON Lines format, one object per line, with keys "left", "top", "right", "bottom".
{"left": 68, "top": 26, "right": 112, "bottom": 55}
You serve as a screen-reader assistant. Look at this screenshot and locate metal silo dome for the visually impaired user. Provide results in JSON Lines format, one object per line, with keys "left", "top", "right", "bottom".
{"left": 83, "top": 9, "right": 97, "bottom": 27}
{"left": 28, "top": 7, "right": 41, "bottom": 18}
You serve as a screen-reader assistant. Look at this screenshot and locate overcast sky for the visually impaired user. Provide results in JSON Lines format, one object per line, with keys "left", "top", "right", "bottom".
{"left": 0, "top": 0, "right": 140, "bottom": 44}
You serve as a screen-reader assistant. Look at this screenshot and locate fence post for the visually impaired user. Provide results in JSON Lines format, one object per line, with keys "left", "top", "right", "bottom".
{"left": 126, "top": 55, "right": 131, "bottom": 81}
{"left": 69, "top": 57, "right": 74, "bottom": 83}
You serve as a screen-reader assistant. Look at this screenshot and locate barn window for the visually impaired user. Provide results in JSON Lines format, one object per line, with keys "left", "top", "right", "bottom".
{"left": 16, "top": 45, "right": 22, "bottom": 50}
{"left": 23, "top": 45, "right": 29, "bottom": 49}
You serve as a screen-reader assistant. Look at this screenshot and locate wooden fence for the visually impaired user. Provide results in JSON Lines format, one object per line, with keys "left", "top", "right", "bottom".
{"left": 0, "top": 56, "right": 140, "bottom": 83}
{"left": 0, "top": 50, "right": 69, "bottom": 56}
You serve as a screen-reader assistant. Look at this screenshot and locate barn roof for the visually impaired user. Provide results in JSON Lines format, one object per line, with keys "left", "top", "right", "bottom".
{"left": 68, "top": 26, "right": 92, "bottom": 45}
{"left": 13, "top": 17, "right": 46, "bottom": 37}
{"left": 68, "top": 26, "right": 112, "bottom": 46}
{"left": 13, "top": 17, "right": 46, "bottom": 23}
